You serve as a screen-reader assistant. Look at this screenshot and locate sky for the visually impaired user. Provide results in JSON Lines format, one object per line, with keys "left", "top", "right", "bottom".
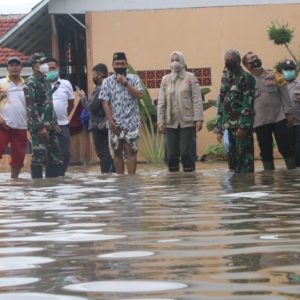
{"left": 0, "top": 0, "right": 42, "bottom": 14}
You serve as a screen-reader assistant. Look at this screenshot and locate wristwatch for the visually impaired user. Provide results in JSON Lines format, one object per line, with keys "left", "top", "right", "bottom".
{"left": 123, "top": 81, "right": 128, "bottom": 87}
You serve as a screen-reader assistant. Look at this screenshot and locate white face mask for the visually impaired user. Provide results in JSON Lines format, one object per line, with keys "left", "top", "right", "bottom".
{"left": 170, "top": 61, "right": 183, "bottom": 73}
{"left": 39, "top": 63, "right": 49, "bottom": 74}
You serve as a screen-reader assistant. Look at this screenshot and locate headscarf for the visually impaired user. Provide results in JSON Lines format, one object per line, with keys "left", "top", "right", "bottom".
{"left": 166, "top": 51, "right": 186, "bottom": 122}
{"left": 170, "top": 51, "right": 186, "bottom": 74}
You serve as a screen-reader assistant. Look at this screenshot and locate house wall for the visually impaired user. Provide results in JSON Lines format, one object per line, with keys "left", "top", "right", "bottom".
{"left": 48, "top": 0, "right": 300, "bottom": 13}
{"left": 86, "top": 3, "right": 300, "bottom": 158}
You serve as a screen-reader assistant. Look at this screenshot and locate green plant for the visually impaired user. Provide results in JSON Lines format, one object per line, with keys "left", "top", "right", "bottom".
{"left": 204, "top": 144, "right": 226, "bottom": 161}
{"left": 127, "top": 64, "right": 164, "bottom": 163}
{"left": 274, "top": 60, "right": 285, "bottom": 72}
{"left": 201, "top": 87, "right": 211, "bottom": 97}
{"left": 206, "top": 116, "right": 217, "bottom": 132}
{"left": 268, "top": 22, "right": 294, "bottom": 45}
{"left": 138, "top": 99, "right": 164, "bottom": 164}
{"left": 203, "top": 100, "right": 216, "bottom": 111}
{"left": 267, "top": 21, "right": 300, "bottom": 75}
{"left": 127, "top": 64, "right": 156, "bottom": 122}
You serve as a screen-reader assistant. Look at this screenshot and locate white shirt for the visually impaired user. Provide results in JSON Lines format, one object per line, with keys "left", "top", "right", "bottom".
{"left": 51, "top": 78, "right": 74, "bottom": 125}
{"left": 0, "top": 76, "right": 27, "bottom": 129}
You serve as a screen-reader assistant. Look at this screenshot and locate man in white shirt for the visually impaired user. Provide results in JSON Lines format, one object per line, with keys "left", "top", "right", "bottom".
{"left": 0, "top": 57, "right": 27, "bottom": 179}
{"left": 46, "top": 58, "right": 74, "bottom": 176}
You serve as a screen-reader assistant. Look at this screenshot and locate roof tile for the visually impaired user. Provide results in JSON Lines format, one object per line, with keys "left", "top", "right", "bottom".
{"left": 0, "top": 14, "right": 29, "bottom": 65}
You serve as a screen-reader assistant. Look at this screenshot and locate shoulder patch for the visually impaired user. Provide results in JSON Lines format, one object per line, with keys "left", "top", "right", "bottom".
{"left": 274, "top": 71, "right": 287, "bottom": 87}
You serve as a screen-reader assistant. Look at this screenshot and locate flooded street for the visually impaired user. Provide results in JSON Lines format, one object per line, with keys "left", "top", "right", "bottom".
{"left": 0, "top": 162, "right": 300, "bottom": 300}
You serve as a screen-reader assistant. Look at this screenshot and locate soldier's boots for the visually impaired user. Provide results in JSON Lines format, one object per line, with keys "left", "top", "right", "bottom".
{"left": 31, "top": 165, "right": 43, "bottom": 179}
{"left": 284, "top": 156, "right": 296, "bottom": 170}
{"left": 262, "top": 161, "right": 275, "bottom": 170}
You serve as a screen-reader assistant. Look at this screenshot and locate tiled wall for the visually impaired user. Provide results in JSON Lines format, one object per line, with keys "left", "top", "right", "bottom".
{"left": 137, "top": 68, "right": 211, "bottom": 89}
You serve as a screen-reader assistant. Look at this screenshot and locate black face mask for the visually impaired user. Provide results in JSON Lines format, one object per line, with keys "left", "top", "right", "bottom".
{"left": 249, "top": 58, "right": 262, "bottom": 69}
{"left": 93, "top": 76, "right": 102, "bottom": 85}
{"left": 92, "top": 78, "right": 99, "bottom": 85}
{"left": 225, "top": 61, "right": 239, "bottom": 72}
{"left": 114, "top": 67, "right": 127, "bottom": 75}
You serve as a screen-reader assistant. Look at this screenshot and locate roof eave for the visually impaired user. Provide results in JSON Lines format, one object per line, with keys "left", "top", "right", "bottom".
{"left": 0, "top": 0, "right": 50, "bottom": 49}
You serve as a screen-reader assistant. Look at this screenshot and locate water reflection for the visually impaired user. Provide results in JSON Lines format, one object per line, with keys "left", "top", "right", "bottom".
{"left": 0, "top": 293, "right": 87, "bottom": 300}
{"left": 0, "top": 164, "right": 300, "bottom": 299}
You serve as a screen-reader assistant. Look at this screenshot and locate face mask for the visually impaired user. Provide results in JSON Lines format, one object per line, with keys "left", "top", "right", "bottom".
{"left": 46, "top": 70, "right": 59, "bottom": 81}
{"left": 225, "top": 61, "right": 239, "bottom": 72}
{"left": 39, "top": 63, "right": 49, "bottom": 74}
{"left": 93, "top": 76, "right": 102, "bottom": 85}
{"left": 114, "top": 67, "right": 127, "bottom": 75}
{"left": 249, "top": 58, "right": 262, "bottom": 69}
{"left": 170, "top": 61, "right": 183, "bottom": 73}
{"left": 283, "top": 70, "right": 296, "bottom": 81}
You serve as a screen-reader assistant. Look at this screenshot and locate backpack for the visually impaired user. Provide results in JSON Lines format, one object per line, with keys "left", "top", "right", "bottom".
{"left": 80, "top": 108, "right": 90, "bottom": 132}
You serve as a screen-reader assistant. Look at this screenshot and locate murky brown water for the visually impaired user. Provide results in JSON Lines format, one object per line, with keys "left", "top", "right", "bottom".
{"left": 0, "top": 162, "right": 300, "bottom": 300}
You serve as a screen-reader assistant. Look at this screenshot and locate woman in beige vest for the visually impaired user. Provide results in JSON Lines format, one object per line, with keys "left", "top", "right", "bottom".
{"left": 157, "top": 51, "right": 204, "bottom": 172}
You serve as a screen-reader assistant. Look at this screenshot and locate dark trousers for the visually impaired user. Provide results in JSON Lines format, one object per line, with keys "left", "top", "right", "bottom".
{"left": 164, "top": 134, "right": 197, "bottom": 163}
{"left": 165, "top": 126, "right": 196, "bottom": 172}
{"left": 227, "top": 128, "right": 254, "bottom": 173}
{"left": 255, "top": 119, "right": 294, "bottom": 162}
{"left": 57, "top": 125, "right": 70, "bottom": 176}
{"left": 290, "top": 125, "right": 300, "bottom": 167}
{"left": 91, "top": 128, "right": 115, "bottom": 173}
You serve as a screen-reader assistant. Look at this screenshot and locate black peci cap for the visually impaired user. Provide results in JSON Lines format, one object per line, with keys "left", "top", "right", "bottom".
{"left": 112, "top": 52, "right": 127, "bottom": 62}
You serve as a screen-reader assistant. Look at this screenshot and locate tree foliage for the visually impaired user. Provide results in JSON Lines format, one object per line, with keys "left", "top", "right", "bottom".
{"left": 267, "top": 21, "right": 299, "bottom": 75}
{"left": 268, "top": 22, "right": 294, "bottom": 45}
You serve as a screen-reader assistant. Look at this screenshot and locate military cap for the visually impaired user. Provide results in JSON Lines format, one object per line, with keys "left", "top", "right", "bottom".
{"left": 113, "top": 52, "right": 127, "bottom": 62}
{"left": 28, "top": 52, "right": 47, "bottom": 65}
{"left": 281, "top": 59, "right": 296, "bottom": 70}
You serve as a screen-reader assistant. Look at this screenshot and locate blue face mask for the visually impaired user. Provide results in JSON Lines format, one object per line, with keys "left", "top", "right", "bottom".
{"left": 46, "top": 70, "right": 59, "bottom": 81}
{"left": 283, "top": 70, "right": 296, "bottom": 81}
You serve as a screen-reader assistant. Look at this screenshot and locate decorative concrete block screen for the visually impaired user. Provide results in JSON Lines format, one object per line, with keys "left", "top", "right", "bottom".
{"left": 137, "top": 68, "right": 211, "bottom": 89}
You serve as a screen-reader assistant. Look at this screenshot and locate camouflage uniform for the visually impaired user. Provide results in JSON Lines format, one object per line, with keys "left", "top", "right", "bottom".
{"left": 216, "top": 68, "right": 256, "bottom": 173}
{"left": 24, "top": 71, "right": 63, "bottom": 177}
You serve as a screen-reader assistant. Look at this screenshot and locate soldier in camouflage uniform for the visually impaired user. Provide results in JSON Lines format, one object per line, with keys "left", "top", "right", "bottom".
{"left": 216, "top": 49, "right": 256, "bottom": 173}
{"left": 24, "top": 52, "right": 64, "bottom": 179}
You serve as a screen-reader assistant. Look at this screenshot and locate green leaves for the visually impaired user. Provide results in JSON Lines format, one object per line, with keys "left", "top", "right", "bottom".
{"left": 139, "top": 99, "right": 165, "bottom": 164}
{"left": 127, "top": 64, "right": 156, "bottom": 122}
{"left": 268, "top": 22, "right": 294, "bottom": 45}
{"left": 267, "top": 21, "right": 299, "bottom": 75}
{"left": 206, "top": 116, "right": 217, "bottom": 132}
{"left": 127, "top": 64, "right": 164, "bottom": 164}
{"left": 204, "top": 144, "right": 226, "bottom": 161}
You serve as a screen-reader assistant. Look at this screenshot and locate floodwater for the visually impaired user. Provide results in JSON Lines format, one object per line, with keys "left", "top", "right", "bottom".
{"left": 0, "top": 161, "right": 300, "bottom": 300}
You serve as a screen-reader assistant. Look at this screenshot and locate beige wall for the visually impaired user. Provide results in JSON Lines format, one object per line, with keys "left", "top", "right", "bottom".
{"left": 86, "top": 4, "right": 300, "bottom": 158}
